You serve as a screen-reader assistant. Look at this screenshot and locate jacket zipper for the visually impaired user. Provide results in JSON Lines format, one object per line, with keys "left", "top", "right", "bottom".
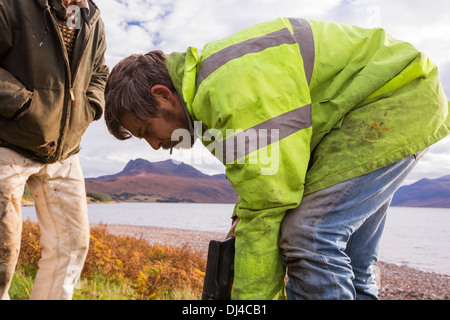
{"left": 45, "top": 7, "right": 92, "bottom": 160}
{"left": 69, "top": 88, "right": 75, "bottom": 101}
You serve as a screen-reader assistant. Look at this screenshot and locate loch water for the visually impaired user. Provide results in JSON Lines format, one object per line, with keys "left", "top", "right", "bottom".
{"left": 21, "top": 203, "right": 450, "bottom": 276}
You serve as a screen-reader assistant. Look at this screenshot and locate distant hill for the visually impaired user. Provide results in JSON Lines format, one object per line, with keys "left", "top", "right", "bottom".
{"left": 86, "top": 159, "right": 449, "bottom": 207}
{"left": 85, "top": 159, "right": 238, "bottom": 204}
{"left": 391, "top": 175, "right": 450, "bottom": 208}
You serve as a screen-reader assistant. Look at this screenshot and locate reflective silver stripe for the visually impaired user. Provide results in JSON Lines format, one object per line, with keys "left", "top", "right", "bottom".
{"left": 197, "top": 28, "right": 296, "bottom": 87}
{"left": 220, "top": 104, "right": 311, "bottom": 164}
{"left": 289, "top": 18, "right": 315, "bottom": 85}
{"left": 198, "top": 18, "right": 315, "bottom": 164}
{"left": 198, "top": 18, "right": 315, "bottom": 87}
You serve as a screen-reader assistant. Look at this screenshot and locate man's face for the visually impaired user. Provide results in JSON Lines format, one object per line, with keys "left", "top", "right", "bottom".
{"left": 62, "top": 0, "right": 77, "bottom": 7}
{"left": 120, "top": 95, "right": 192, "bottom": 151}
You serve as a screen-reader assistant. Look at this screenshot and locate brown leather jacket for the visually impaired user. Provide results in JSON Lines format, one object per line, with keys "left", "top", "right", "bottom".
{"left": 0, "top": 0, "right": 109, "bottom": 163}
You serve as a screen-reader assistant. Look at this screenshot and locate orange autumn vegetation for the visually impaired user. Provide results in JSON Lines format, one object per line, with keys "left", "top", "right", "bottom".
{"left": 18, "top": 220, "right": 206, "bottom": 300}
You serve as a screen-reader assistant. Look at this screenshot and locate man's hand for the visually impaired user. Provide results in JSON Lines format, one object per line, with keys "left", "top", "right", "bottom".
{"left": 226, "top": 217, "right": 240, "bottom": 239}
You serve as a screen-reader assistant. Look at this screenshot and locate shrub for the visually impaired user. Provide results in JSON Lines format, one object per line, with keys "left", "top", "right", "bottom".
{"left": 18, "top": 221, "right": 206, "bottom": 300}
{"left": 18, "top": 220, "right": 41, "bottom": 270}
{"left": 87, "top": 192, "right": 113, "bottom": 202}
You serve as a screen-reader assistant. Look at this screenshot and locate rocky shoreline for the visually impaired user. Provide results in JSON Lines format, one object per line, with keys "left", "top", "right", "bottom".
{"left": 102, "top": 224, "right": 450, "bottom": 300}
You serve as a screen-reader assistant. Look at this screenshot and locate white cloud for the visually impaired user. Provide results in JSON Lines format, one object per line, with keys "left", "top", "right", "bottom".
{"left": 155, "top": 0, "right": 342, "bottom": 51}
{"left": 439, "top": 62, "right": 450, "bottom": 97}
{"left": 81, "top": 0, "right": 450, "bottom": 183}
{"left": 325, "top": 0, "right": 450, "bottom": 67}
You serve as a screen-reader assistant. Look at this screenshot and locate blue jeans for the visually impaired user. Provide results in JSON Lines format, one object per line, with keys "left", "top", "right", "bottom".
{"left": 280, "top": 151, "right": 427, "bottom": 300}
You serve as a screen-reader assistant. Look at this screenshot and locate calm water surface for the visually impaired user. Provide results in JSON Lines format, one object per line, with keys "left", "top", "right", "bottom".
{"left": 21, "top": 203, "right": 450, "bottom": 276}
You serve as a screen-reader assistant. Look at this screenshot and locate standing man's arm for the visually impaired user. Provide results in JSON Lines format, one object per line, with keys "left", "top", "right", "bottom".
{"left": 0, "top": 2, "right": 33, "bottom": 119}
{"left": 86, "top": 18, "right": 109, "bottom": 120}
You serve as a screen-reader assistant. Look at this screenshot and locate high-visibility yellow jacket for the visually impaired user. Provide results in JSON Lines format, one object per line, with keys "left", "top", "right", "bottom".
{"left": 166, "top": 18, "right": 450, "bottom": 299}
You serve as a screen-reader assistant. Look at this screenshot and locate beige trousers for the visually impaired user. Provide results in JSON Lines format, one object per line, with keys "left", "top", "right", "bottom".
{"left": 0, "top": 148, "right": 89, "bottom": 300}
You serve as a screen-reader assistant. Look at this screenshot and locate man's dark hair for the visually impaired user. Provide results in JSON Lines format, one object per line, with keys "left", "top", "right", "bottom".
{"left": 104, "top": 50, "right": 175, "bottom": 140}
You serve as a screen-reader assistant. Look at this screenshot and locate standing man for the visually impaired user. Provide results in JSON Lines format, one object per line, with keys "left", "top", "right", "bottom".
{"left": 104, "top": 18, "right": 449, "bottom": 299}
{"left": 0, "top": 0, "right": 108, "bottom": 299}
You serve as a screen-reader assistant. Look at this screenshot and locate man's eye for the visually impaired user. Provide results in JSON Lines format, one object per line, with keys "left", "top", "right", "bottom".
{"left": 136, "top": 126, "right": 150, "bottom": 139}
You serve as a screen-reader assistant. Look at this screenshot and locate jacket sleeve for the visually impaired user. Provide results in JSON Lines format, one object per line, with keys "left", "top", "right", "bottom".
{"left": 194, "top": 18, "right": 314, "bottom": 298}
{"left": 0, "top": 2, "right": 33, "bottom": 118}
{"left": 224, "top": 124, "right": 312, "bottom": 300}
{"left": 86, "top": 18, "right": 109, "bottom": 120}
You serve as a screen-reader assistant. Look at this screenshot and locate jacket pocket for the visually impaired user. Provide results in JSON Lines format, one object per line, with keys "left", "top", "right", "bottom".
{"left": 1, "top": 89, "right": 64, "bottom": 159}
{"left": 85, "top": 93, "right": 97, "bottom": 121}
{"left": 0, "top": 69, "right": 33, "bottom": 118}
{"left": 58, "top": 91, "right": 96, "bottom": 158}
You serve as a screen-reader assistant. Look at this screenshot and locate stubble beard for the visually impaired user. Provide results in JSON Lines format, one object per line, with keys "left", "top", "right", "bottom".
{"left": 160, "top": 108, "right": 194, "bottom": 150}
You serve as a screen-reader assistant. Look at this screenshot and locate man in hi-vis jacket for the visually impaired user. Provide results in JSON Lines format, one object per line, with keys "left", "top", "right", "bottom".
{"left": 104, "top": 18, "right": 449, "bottom": 299}
{"left": 0, "top": 0, "right": 108, "bottom": 299}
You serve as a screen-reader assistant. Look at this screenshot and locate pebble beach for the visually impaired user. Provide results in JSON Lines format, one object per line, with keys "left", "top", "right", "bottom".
{"left": 103, "top": 224, "right": 450, "bottom": 300}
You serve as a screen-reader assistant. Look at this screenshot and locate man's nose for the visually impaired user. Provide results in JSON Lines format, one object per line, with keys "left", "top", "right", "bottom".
{"left": 145, "top": 137, "right": 162, "bottom": 150}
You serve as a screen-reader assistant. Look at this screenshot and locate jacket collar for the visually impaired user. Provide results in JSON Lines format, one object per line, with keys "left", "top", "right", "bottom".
{"left": 34, "top": 0, "right": 100, "bottom": 24}
{"left": 35, "top": 0, "right": 49, "bottom": 8}
{"left": 165, "top": 47, "right": 200, "bottom": 120}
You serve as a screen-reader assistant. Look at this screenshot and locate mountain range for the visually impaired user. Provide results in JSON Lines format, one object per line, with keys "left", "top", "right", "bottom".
{"left": 391, "top": 175, "right": 450, "bottom": 208}
{"left": 85, "top": 158, "right": 450, "bottom": 208}
{"left": 84, "top": 158, "right": 238, "bottom": 204}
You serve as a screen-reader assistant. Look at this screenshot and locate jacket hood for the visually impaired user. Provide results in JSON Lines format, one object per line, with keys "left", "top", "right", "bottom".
{"left": 34, "top": 0, "right": 100, "bottom": 20}
{"left": 34, "top": 0, "right": 48, "bottom": 8}
{"left": 35, "top": 0, "right": 100, "bottom": 47}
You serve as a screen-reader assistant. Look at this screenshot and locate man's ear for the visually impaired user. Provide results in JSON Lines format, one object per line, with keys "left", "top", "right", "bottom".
{"left": 150, "top": 85, "right": 173, "bottom": 101}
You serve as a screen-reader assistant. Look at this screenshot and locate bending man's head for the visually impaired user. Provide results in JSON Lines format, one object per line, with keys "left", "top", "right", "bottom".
{"left": 104, "top": 51, "right": 191, "bottom": 150}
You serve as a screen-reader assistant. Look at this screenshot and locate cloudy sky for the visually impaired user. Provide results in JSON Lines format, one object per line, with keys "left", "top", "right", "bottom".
{"left": 80, "top": 0, "right": 450, "bottom": 186}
